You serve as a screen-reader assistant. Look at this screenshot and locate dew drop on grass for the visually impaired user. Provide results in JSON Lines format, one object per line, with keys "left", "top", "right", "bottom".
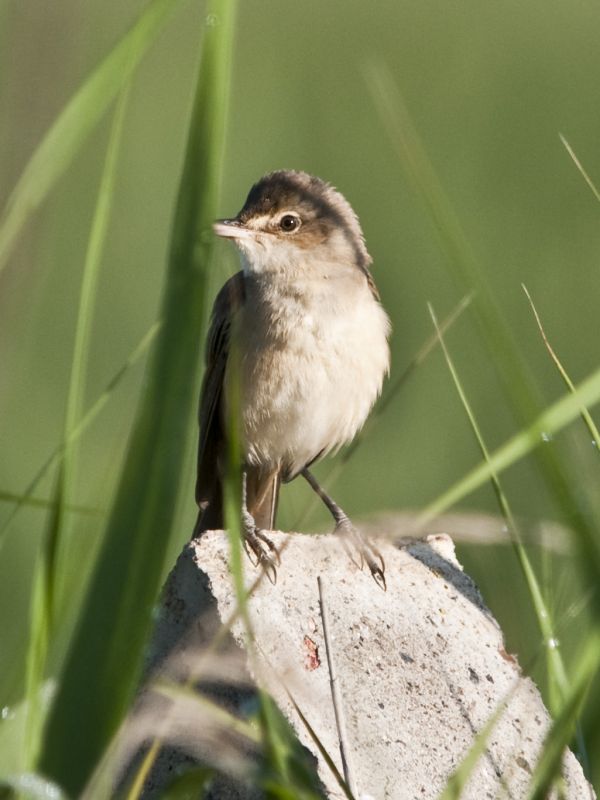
{"left": 548, "top": 637, "right": 560, "bottom": 649}
{"left": 541, "top": 431, "right": 553, "bottom": 443}
{"left": 592, "top": 440, "right": 598, "bottom": 448}
{"left": 1, "top": 705, "right": 14, "bottom": 720}
{"left": 205, "top": 13, "right": 219, "bottom": 26}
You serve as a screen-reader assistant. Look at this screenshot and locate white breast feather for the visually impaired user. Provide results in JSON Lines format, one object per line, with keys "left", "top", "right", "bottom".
{"left": 237, "top": 276, "right": 390, "bottom": 479}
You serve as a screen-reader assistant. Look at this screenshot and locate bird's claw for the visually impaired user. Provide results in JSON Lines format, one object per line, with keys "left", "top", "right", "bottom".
{"left": 337, "top": 528, "right": 364, "bottom": 571}
{"left": 243, "top": 526, "right": 279, "bottom": 583}
{"left": 370, "top": 560, "right": 387, "bottom": 592}
{"left": 335, "top": 519, "right": 387, "bottom": 591}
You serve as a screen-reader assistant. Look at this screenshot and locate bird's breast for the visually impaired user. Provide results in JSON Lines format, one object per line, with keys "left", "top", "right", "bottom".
{"left": 231, "top": 278, "right": 390, "bottom": 479}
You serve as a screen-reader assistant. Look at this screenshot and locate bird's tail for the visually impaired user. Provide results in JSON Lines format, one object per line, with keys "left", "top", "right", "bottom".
{"left": 193, "top": 481, "right": 223, "bottom": 537}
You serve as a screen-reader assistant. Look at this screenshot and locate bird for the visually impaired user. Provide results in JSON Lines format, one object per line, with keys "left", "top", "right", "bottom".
{"left": 194, "top": 170, "right": 391, "bottom": 587}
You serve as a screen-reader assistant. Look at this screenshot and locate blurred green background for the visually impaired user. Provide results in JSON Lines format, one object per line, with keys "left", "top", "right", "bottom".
{"left": 2, "top": 0, "right": 600, "bottom": 788}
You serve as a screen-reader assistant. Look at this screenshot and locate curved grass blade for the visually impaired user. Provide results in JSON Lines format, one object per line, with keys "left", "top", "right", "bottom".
{"left": 38, "top": 2, "right": 237, "bottom": 793}
{"left": 0, "top": 0, "right": 188, "bottom": 276}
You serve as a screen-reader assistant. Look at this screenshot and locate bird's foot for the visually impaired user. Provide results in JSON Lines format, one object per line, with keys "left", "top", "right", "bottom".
{"left": 243, "top": 525, "right": 280, "bottom": 584}
{"left": 335, "top": 517, "right": 386, "bottom": 591}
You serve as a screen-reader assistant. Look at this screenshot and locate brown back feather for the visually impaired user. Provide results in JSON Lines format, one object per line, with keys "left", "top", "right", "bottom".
{"left": 195, "top": 272, "right": 282, "bottom": 534}
{"left": 195, "top": 272, "right": 245, "bottom": 529}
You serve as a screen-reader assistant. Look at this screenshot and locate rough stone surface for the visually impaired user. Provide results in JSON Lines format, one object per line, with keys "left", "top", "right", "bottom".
{"left": 141, "top": 530, "right": 594, "bottom": 800}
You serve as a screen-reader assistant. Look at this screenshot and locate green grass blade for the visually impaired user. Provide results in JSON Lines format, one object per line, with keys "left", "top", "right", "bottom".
{"left": 38, "top": 2, "right": 237, "bottom": 793}
{"left": 0, "top": 0, "right": 187, "bottom": 275}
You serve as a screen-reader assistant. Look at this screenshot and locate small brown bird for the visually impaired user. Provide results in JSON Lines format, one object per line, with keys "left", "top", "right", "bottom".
{"left": 194, "top": 170, "right": 391, "bottom": 586}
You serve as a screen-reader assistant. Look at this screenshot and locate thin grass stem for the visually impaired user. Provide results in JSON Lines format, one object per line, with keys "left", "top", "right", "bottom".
{"left": 523, "top": 284, "right": 600, "bottom": 449}
{"left": 559, "top": 134, "right": 600, "bottom": 205}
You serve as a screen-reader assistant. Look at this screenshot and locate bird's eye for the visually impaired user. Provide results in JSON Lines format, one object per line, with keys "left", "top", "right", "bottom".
{"left": 279, "top": 214, "right": 301, "bottom": 232}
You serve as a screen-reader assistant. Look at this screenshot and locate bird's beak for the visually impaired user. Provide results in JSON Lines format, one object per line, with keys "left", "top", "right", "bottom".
{"left": 213, "top": 218, "right": 255, "bottom": 240}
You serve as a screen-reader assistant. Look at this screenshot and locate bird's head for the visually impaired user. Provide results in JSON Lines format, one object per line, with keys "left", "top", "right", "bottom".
{"left": 213, "top": 170, "right": 371, "bottom": 278}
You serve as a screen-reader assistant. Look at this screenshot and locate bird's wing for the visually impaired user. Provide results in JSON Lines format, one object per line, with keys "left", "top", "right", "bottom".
{"left": 195, "top": 271, "right": 246, "bottom": 515}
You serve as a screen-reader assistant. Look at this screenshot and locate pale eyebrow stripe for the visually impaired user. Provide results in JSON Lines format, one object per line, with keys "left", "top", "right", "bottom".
{"left": 245, "top": 213, "right": 271, "bottom": 229}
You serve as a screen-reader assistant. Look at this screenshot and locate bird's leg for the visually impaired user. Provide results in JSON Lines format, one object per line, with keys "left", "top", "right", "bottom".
{"left": 301, "top": 468, "right": 386, "bottom": 590}
{"left": 241, "top": 468, "right": 279, "bottom": 582}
